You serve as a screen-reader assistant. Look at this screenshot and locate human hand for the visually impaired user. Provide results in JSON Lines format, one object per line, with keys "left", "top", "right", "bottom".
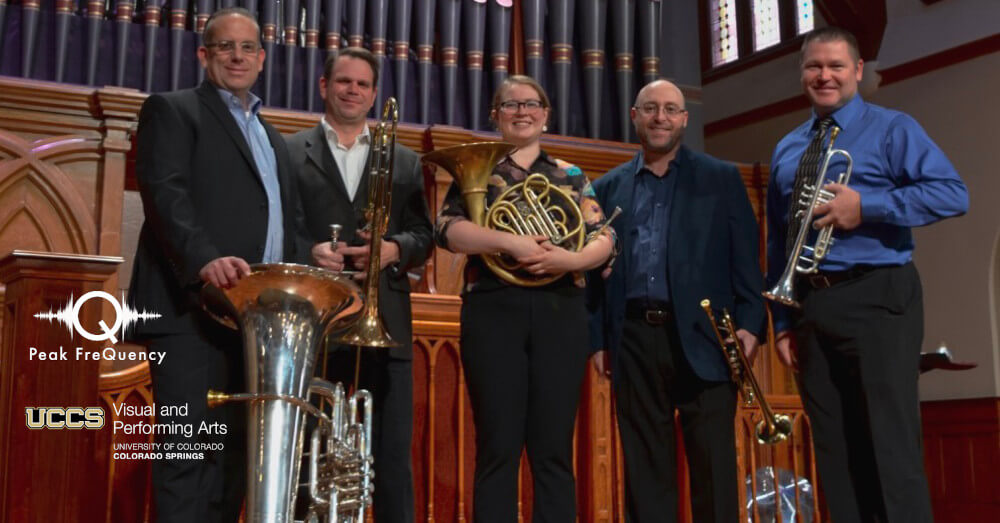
{"left": 312, "top": 241, "right": 346, "bottom": 272}
{"left": 774, "top": 330, "right": 798, "bottom": 370}
{"left": 503, "top": 234, "right": 547, "bottom": 260}
{"left": 592, "top": 350, "right": 611, "bottom": 378}
{"left": 341, "top": 233, "right": 400, "bottom": 272}
{"left": 199, "top": 256, "right": 251, "bottom": 288}
{"left": 734, "top": 329, "right": 759, "bottom": 365}
{"left": 812, "top": 183, "right": 862, "bottom": 230}
{"left": 519, "top": 241, "right": 580, "bottom": 275}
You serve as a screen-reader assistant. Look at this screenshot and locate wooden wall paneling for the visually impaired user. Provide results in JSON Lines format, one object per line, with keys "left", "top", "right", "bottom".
{"left": 0, "top": 251, "right": 121, "bottom": 523}
{"left": 921, "top": 398, "right": 1000, "bottom": 522}
{"left": 98, "top": 362, "right": 155, "bottom": 523}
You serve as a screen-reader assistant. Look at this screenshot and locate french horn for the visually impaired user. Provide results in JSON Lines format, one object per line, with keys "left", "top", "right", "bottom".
{"left": 422, "top": 142, "right": 586, "bottom": 287}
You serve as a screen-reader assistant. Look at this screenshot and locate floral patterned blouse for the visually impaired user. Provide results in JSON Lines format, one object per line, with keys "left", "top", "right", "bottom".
{"left": 435, "top": 149, "right": 615, "bottom": 293}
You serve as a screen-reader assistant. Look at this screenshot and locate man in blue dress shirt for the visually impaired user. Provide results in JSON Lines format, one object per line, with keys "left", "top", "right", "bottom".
{"left": 766, "top": 27, "right": 968, "bottom": 523}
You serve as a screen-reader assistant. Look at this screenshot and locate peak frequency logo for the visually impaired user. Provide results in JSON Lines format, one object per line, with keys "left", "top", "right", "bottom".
{"left": 34, "top": 291, "right": 160, "bottom": 343}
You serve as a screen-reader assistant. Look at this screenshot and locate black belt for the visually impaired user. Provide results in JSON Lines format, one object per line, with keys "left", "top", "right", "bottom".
{"left": 802, "top": 265, "right": 882, "bottom": 289}
{"left": 625, "top": 300, "right": 674, "bottom": 326}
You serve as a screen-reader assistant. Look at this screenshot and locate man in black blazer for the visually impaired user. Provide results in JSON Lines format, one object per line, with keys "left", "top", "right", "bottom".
{"left": 587, "top": 79, "right": 766, "bottom": 523}
{"left": 286, "top": 47, "right": 432, "bottom": 523}
{"left": 127, "top": 8, "right": 312, "bottom": 522}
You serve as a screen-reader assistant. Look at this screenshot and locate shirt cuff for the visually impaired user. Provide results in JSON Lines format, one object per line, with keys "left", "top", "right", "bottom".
{"left": 859, "top": 189, "right": 890, "bottom": 222}
{"left": 771, "top": 305, "right": 793, "bottom": 334}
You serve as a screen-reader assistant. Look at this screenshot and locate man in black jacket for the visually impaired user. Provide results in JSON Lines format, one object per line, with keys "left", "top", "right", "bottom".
{"left": 127, "top": 8, "right": 311, "bottom": 522}
{"left": 286, "top": 47, "right": 433, "bottom": 523}
{"left": 587, "top": 79, "right": 765, "bottom": 523}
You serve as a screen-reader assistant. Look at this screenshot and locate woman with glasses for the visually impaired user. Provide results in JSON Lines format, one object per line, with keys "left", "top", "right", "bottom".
{"left": 435, "top": 75, "right": 615, "bottom": 522}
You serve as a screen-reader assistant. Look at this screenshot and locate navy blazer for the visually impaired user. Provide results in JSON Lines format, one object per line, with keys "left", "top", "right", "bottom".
{"left": 587, "top": 146, "right": 766, "bottom": 382}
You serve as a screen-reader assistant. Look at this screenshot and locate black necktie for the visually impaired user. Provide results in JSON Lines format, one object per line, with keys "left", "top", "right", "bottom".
{"left": 785, "top": 117, "right": 834, "bottom": 257}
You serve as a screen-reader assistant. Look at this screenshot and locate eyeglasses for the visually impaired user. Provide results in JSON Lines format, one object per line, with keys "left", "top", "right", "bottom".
{"left": 498, "top": 100, "right": 545, "bottom": 114}
{"left": 205, "top": 40, "right": 261, "bottom": 55}
{"left": 635, "top": 103, "right": 687, "bottom": 118}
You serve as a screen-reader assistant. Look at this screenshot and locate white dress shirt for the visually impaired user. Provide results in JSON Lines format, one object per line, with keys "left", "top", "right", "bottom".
{"left": 320, "top": 116, "right": 371, "bottom": 201}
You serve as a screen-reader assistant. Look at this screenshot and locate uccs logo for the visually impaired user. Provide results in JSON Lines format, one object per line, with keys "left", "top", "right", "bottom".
{"left": 25, "top": 407, "right": 105, "bottom": 430}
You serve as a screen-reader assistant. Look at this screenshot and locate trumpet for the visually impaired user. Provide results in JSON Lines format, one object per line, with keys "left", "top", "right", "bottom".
{"left": 764, "top": 126, "right": 853, "bottom": 308}
{"left": 700, "top": 299, "right": 792, "bottom": 445}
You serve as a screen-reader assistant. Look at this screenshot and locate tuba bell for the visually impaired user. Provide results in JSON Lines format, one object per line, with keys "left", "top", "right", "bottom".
{"left": 764, "top": 126, "right": 854, "bottom": 308}
{"left": 422, "top": 142, "right": 586, "bottom": 286}
{"left": 201, "top": 263, "right": 376, "bottom": 522}
{"left": 701, "top": 299, "right": 792, "bottom": 445}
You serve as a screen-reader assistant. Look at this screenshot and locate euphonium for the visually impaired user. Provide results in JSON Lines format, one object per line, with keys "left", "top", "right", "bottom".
{"left": 334, "top": 97, "right": 401, "bottom": 348}
{"left": 201, "top": 263, "right": 376, "bottom": 522}
{"left": 764, "top": 126, "right": 854, "bottom": 307}
{"left": 422, "top": 142, "right": 586, "bottom": 286}
{"left": 701, "top": 299, "right": 792, "bottom": 445}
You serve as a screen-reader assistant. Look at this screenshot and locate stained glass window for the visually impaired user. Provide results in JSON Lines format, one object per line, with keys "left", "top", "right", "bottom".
{"left": 752, "top": 0, "right": 781, "bottom": 51}
{"left": 710, "top": 0, "right": 739, "bottom": 66}
{"left": 797, "top": 0, "right": 815, "bottom": 34}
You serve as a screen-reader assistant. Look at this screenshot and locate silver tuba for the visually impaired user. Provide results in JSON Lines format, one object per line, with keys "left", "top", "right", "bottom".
{"left": 201, "top": 263, "right": 376, "bottom": 522}
{"left": 764, "top": 126, "right": 854, "bottom": 308}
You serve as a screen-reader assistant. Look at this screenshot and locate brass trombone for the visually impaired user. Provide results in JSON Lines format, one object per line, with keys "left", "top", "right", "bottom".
{"left": 334, "top": 97, "right": 401, "bottom": 348}
{"left": 764, "top": 126, "right": 854, "bottom": 307}
{"left": 701, "top": 299, "right": 792, "bottom": 445}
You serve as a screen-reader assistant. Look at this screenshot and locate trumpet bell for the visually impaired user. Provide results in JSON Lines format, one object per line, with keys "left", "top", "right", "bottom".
{"left": 756, "top": 414, "right": 793, "bottom": 445}
{"left": 762, "top": 278, "right": 800, "bottom": 308}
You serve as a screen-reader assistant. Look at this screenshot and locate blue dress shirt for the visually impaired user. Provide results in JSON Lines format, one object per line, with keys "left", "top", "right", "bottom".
{"left": 216, "top": 88, "right": 284, "bottom": 263}
{"left": 767, "top": 95, "right": 968, "bottom": 330}
{"left": 626, "top": 153, "right": 679, "bottom": 303}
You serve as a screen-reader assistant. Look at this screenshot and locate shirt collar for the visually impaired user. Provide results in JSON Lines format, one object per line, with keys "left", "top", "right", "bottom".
{"left": 500, "top": 148, "right": 558, "bottom": 170}
{"left": 320, "top": 116, "right": 371, "bottom": 147}
{"left": 809, "top": 94, "right": 864, "bottom": 132}
{"left": 634, "top": 145, "right": 686, "bottom": 177}
{"left": 215, "top": 87, "right": 262, "bottom": 115}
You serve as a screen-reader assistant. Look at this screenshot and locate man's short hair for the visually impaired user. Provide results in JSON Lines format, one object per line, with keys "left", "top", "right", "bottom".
{"left": 323, "top": 47, "right": 380, "bottom": 88}
{"left": 801, "top": 26, "right": 861, "bottom": 63}
{"left": 202, "top": 7, "right": 260, "bottom": 45}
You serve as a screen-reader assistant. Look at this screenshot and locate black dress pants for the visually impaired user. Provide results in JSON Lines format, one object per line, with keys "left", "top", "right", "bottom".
{"left": 614, "top": 313, "right": 738, "bottom": 523}
{"left": 795, "top": 262, "right": 932, "bottom": 523}
{"left": 460, "top": 285, "right": 590, "bottom": 523}
{"left": 320, "top": 346, "right": 415, "bottom": 523}
{"left": 146, "top": 319, "right": 247, "bottom": 523}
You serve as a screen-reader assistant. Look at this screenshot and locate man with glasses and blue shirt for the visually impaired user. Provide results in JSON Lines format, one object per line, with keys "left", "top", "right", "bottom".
{"left": 767, "top": 27, "right": 968, "bottom": 522}
{"left": 587, "top": 79, "right": 765, "bottom": 522}
{"left": 127, "top": 8, "right": 311, "bottom": 522}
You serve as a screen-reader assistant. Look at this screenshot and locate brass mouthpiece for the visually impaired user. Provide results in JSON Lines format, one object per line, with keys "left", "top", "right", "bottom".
{"left": 700, "top": 299, "right": 711, "bottom": 309}
{"left": 206, "top": 390, "right": 230, "bottom": 408}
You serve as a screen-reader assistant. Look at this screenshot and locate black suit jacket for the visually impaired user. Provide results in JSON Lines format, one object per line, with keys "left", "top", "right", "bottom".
{"left": 128, "top": 82, "right": 310, "bottom": 337}
{"left": 587, "top": 146, "right": 766, "bottom": 382}
{"left": 286, "top": 123, "right": 433, "bottom": 360}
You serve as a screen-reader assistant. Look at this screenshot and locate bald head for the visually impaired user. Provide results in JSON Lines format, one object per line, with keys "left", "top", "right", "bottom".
{"left": 634, "top": 79, "right": 686, "bottom": 110}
